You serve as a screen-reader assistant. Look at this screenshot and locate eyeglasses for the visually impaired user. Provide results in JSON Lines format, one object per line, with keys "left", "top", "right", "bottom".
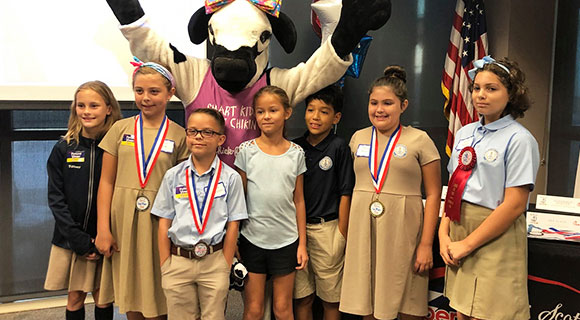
{"left": 185, "top": 128, "right": 222, "bottom": 138}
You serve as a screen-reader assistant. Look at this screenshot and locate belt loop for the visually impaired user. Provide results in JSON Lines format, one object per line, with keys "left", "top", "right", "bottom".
{"left": 320, "top": 217, "right": 326, "bottom": 224}
{"left": 176, "top": 246, "right": 181, "bottom": 256}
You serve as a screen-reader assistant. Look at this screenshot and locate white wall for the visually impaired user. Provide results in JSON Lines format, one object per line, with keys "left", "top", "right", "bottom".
{"left": 0, "top": 0, "right": 205, "bottom": 101}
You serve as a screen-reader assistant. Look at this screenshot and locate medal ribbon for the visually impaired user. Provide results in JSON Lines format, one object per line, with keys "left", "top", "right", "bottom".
{"left": 134, "top": 114, "right": 169, "bottom": 189}
{"left": 368, "top": 125, "right": 402, "bottom": 193}
{"left": 185, "top": 160, "right": 222, "bottom": 235}
{"left": 444, "top": 146, "right": 477, "bottom": 222}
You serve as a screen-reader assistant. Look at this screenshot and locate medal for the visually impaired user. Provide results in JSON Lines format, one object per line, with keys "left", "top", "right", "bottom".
{"left": 368, "top": 125, "right": 401, "bottom": 217}
{"left": 186, "top": 160, "right": 223, "bottom": 235}
{"left": 193, "top": 242, "right": 209, "bottom": 258}
{"left": 445, "top": 146, "right": 477, "bottom": 222}
{"left": 369, "top": 198, "right": 385, "bottom": 217}
{"left": 136, "top": 194, "right": 150, "bottom": 211}
{"left": 134, "top": 113, "right": 169, "bottom": 212}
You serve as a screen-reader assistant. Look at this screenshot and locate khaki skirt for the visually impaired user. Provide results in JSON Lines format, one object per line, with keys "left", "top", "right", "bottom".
{"left": 444, "top": 202, "right": 529, "bottom": 320}
{"left": 44, "top": 245, "right": 102, "bottom": 293}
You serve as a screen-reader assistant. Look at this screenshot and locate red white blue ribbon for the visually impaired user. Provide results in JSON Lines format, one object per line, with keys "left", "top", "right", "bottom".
{"left": 205, "top": 0, "right": 282, "bottom": 17}
{"left": 134, "top": 114, "right": 169, "bottom": 189}
{"left": 368, "top": 125, "right": 402, "bottom": 193}
{"left": 185, "top": 160, "right": 222, "bottom": 235}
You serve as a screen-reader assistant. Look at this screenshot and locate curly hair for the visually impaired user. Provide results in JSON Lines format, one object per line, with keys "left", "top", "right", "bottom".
{"left": 470, "top": 57, "right": 531, "bottom": 119}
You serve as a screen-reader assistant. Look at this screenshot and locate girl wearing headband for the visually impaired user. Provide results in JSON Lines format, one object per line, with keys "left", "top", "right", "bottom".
{"left": 95, "top": 59, "right": 189, "bottom": 320}
{"left": 440, "top": 57, "right": 540, "bottom": 320}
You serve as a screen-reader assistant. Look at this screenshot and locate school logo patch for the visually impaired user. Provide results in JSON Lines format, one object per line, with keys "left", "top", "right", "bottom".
{"left": 319, "top": 156, "right": 333, "bottom": 171}
{"left": 484, "top": 148, "right": 499, "bottom": 163}
{"left": 393, "top": 144, "right": 407, "bottom": 158}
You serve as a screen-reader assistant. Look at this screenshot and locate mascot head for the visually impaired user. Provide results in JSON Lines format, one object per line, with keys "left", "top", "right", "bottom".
{"left": 188, "top": 0, "right": 297, "bottom": 93}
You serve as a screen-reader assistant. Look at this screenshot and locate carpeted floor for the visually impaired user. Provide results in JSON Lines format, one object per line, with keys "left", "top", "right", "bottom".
{"left": 0, "top": 291, "right": 244, "bottom": 320}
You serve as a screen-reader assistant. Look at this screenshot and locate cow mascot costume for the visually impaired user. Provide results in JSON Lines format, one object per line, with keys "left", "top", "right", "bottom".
{"left": 105, "top": 0, "right": 391, "bottom": 166}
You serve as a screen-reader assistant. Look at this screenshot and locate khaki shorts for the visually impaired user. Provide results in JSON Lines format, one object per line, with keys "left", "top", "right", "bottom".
{"left": 161, "top": 250, "right": 230, "bottom": 320}
{"left": 293, "top": 219, "right": 346, "bottom": 303}
{"left": 44, "top": 245, "right": 102, "bottom": 293}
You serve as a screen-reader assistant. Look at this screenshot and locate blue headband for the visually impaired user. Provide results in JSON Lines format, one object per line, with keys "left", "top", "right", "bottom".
{"left": 468, "top": 55, "right": 511, "bottom": 80}
{"left": 130, "top": 57, "right": 176, "bottom": 88}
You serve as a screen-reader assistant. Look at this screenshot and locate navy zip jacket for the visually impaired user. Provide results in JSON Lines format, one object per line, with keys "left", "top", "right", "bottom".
{"left": 47, "top": 135, "right": 102, "bottom": 255}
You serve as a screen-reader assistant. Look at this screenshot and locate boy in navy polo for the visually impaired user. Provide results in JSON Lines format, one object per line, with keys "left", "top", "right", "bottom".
{"left": 151, "top": 108, "right": 248, "bottom": 320}
{"left": 292, "top": 85, "right": 355, "bottom": 320}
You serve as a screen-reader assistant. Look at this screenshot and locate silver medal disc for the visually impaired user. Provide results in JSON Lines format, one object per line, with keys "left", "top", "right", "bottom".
{"left": 369, "top": 200, "right": 385, "bottom": 217}
{"left": 194, "top": 242, "right": 209, "bottom": 258}
{"left": 136, "top": 195, "right": 150, "bottom": 211}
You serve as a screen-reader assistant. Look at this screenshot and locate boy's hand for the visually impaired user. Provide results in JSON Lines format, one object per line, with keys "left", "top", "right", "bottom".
{"left": 296, "top": 244, "right": 309, "bottom": 270}
{"left": 160, "top": 253, "right": 171, "bottom": 267}
{"left": 95, "top": 231, "right": 118, "bottom": 258}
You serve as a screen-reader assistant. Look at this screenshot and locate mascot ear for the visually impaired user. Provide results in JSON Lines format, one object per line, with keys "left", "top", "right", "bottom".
{"left": 188, "top": 7, "right": 213, "bottom": 44}
{"left": 267, "top": 12, "right": 297, "bottom": 54}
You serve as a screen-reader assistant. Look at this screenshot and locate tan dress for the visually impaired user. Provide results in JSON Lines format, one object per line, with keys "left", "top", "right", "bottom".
{"left": 339, "top": 126, "right": 440, "bottom": 319}
{"left": 97, "top": 117, "right": 189, "bottom": 317}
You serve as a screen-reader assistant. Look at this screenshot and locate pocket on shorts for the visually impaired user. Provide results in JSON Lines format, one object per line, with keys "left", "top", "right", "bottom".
{"left": 220, "top": 251, "right": 231, "bottom": 271}
{"left": 333, "top": 226, "right": 347, "bottom": 259}
{"left": 160, "top": 255, "right": 172, "bottom": 275}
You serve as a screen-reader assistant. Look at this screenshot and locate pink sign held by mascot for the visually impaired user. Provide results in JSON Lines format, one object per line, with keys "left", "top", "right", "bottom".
{"left": 105, "top": 0, "right": 391, "bottom": 166}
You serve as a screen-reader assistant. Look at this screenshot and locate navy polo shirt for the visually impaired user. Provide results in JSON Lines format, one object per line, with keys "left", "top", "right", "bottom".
{"left": 293, "top": 132, "right": 355, "bottom": 219}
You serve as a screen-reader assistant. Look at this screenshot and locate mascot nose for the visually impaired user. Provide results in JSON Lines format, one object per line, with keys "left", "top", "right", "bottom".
{"left": 213, "top": 57, "right": 250, "bottom": 82}
{"left": 210, "top": 44, "right": 258, "bottom": 92}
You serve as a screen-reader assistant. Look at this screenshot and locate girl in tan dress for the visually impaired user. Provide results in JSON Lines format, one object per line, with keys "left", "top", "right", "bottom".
{"left": 339, "top": 66, "right": 441, "bottom": 320}
{"left": 45, "top": 81, "right": 121, "bottom": 320}
{"left": 439, "top": 57, "right": 539, "bottom": 320}
{"left": 95, "top": 60, "right": 189, "bottom": 320}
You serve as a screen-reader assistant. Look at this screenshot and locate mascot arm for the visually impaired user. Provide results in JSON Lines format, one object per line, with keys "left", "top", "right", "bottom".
{"left": 331, "top": 0, "right": 391, "bottom": 58}
{"left": 119, "top": 17, "right": 210, "bottom": 105}
{"left": 270, "top": 40, "right": 352, "bottom": 106}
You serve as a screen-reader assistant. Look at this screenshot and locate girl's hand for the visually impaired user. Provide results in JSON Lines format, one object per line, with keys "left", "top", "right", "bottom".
{"left": 447, "top": 240, "right": 473, "bottom": 265}
{"left": 85, "top": 252, "right": 101, "bottom": 261}
{"left": 296, "top": 244, "right": 309, "bottom": 270}
{"left": 438, "top": 234, "right": 456, "bottom": 266}
{"left": 95, "top": 231, "right": 118, "bottom": 258}
{"left": 413, "top": 243, "right": 433, "bottom": 274}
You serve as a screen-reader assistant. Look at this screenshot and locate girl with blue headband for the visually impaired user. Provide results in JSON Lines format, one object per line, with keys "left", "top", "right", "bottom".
{"left": 95, "top": 59, "right": 189, "bottom": 320}
{"left": 440, "top": 57, "right": 540, "bottom": 320}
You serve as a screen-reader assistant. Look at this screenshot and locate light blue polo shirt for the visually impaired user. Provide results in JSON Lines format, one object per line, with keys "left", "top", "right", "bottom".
{"left": 448, "top": 115, "right": 540, "bottom": 210}
{"left": 151, "top": 155, "right": 248, "bottom": 247}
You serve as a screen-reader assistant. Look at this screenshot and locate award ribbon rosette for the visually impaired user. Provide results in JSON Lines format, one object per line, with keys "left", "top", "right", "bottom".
{"left": 368, "top": 125, "right": 402, "bottom": 217}
{"left": 134, "top": 114, "right": 169, "bottom": 211}
{"left": 444, "top": 146, "right": 477, "bottom": 222}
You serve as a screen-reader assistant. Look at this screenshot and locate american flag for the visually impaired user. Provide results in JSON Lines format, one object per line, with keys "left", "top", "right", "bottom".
{"left": 441, "top": 0, "right": 488, "bottom": 156}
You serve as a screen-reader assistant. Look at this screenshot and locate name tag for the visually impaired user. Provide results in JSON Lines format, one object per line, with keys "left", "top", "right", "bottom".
{"left": 161, "top": 140, "right": 175, "bottom": 154}
{"left": 356, "top": 144, "right": 370, "bottom": 157}
{"left": 175, "top": 185, "right": 188, "bottom": 199}
{"left": 455, "top": 137, "right": 473, "bottom": 150}
{"left": 67, "top": 151, "right": 85, "bottom": 163}
{"left": 121, "top": 134, "right": 135, "bottom": 146}
{"left": 212, "top": 182, "right": 227, "bottom": 198}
